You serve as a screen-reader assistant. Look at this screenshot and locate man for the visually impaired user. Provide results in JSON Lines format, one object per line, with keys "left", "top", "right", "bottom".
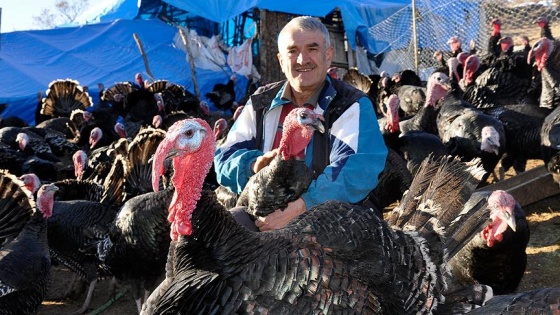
{"left": 214, "top": 16, "right": 387, "bottom": 231}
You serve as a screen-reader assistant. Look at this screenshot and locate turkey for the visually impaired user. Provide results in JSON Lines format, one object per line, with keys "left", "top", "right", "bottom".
{"left": 463, "top": 37, "right": 533, "bottom": 109}
{"left": 0, "top": 171, "right": 36, "bottom": 246}
{"left": 205, "top": 74, "right": 237, "bottom": 112}
{"left": 0, "top": 127, "right": 62, "bottom": 163}
{"left": 530, "top": 38, "right": 560, "bottom": 184}
{"left": 342, "top": 68, "right": 373, "bottom": 96}
{"left": 236, "top": 107, "right": 324, "bottom": 218}
{"left": 141, "top": 118, "right": 494, "bottom": 314}
{"left": 397, "top": 130, "right": 449, "bottom": 176}
{"left": 45, "top": 163, "right": 125, "bottom": 314}
{"left": 535, "top": 16, "right": 555, "bottom": 41}
{"left": 436, "top": 87, "right": 506, "bottom": 182}
{"left": 487, "top": 18, "right": 502, "bottom": 58}
{"left": 0, "top": 104, "right": 27, "bottom": 129}
{"left": 484, "top": 104, "right": 548, "bottom": 179}
{"left": 0, "top": 181, "right": 57, "bottom": 315}
{"left": 399, "top": 71, "right": 450, "bottom": 136}
{"left": 97, "top": 128, "right": 174, "bottom": 313}
{"left": 397, "top": 85, "right": 427, "bottom": 117}
{"left": 448, "top": 190, "right": 529, "bottom": 295}
{"left": 468, "top": 286, "right": 560, "bottom": 314}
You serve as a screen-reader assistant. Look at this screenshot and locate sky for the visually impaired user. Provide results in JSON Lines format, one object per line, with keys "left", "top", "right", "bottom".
{"left": 0, "top": 0, "right": 59, "bottom": 33}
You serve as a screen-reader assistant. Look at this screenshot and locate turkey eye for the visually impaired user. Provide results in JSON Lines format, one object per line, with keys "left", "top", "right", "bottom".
{"left": 185, "top": 130, "right": 194, "bottom": 137}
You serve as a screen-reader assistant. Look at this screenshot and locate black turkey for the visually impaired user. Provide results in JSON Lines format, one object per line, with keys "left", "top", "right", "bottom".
{"left": 484, "top": 104, "right": 548, "bottom": 179}
{"left": 98, "top": 128, "right": 174, "bottom": 313}
{"left": 236, "top": 107, "right": 324, "bottom": 218}
{"left": 0, "top": 181, "right": 57, "bottom": 315}
{"left": 530, "top": 38, "right": 560, "bottom": 185}
{"left": 205, "top": 74, "right": 237, "bottom": 112}
{"left": 141, "top": 118, "right": 494, "bottom": 314}
{"left": 45, "top": 174, "right": 124, "bottom": 314}
{"left": 448, "top": 190, "right": 529, "bottom": 295}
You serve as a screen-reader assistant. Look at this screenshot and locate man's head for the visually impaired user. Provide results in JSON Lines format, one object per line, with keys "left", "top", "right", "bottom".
{"left": 277, "top": 16, "right": 334, "bottom": 94}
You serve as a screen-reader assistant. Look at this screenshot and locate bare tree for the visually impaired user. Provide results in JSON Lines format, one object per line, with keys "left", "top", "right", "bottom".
{"left": 33, "top": 0, "right": 89, "bottom": 29}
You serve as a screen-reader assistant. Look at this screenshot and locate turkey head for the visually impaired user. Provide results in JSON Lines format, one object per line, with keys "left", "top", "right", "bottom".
{"left": 481, "top": 190, "right": 517, "bottom": 247}
{"left": 151, "top": 118, "right": 215, "bottom": 240}
{"left": 238, "top": 107, "right": 324, "bottom": 218}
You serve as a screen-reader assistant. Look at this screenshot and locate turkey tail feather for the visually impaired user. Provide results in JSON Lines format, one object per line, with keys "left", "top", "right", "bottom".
{"left": 342, "top": 68, "right": 372, "bottom": 93}
{"left": 125, "top": 127, "right": 166, "bottom": 197}
{"left": 388, "top": 156, "right": 485, "bottom": 236}
{"left": 100, "top": 155, "right": 127, "bottom": 206}
{"left": 41, "top": 79, "right": 93, "bottom": 118}
{"left": 52, "top": 178, "right": 104, "bottom": 202}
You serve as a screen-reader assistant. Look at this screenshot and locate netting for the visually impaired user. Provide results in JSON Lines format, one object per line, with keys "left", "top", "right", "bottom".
{"left": 362, "top": 0, "right": 560, "bottom": 80}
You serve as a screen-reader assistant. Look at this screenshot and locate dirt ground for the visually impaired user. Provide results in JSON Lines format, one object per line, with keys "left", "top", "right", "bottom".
{"left": 36, "top": 161, "right": 560, "bottom": 315}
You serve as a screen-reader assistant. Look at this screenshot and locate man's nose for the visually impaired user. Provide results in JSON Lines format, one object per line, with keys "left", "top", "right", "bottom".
{"left": 297, "top": 51, "right": 308, "bottom": 64}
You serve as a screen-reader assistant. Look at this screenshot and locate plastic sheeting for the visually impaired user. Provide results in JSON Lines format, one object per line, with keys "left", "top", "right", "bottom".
{"left": 0, "top": 19, "right": 248, "bottom": 125}
{"left": 75, "top": 0, "right": 410, "bottom": 51}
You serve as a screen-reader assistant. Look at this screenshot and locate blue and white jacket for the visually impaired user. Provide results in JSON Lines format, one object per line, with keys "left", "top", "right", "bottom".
{"left": 214, "top": 76, "right": 388, "bottom": 209}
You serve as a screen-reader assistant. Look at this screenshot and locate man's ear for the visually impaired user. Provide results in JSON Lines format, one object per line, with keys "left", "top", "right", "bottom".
{"left": 277, "top": 52, "right": 284, "bottom": 70}
{"left": 326, "top": 46, "right": 334, "bottom": 65}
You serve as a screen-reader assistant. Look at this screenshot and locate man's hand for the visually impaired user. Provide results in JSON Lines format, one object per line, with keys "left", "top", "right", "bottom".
{"left": 252, "top": 149, "right": 278, "bottom": 174}
{"left": 255, "top": 198, "right": 306, "bottom": 231}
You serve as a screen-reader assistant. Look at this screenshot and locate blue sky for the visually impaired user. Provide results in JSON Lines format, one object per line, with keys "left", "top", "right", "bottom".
{"left": 0, "top": 0, "right": 58, "bottom": 32}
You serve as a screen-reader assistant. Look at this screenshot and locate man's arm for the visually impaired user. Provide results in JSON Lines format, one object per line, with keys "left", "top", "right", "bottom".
{"left": 214, "top": 102, "right": 263, "bottom": 194}
{"left": 256, "top": 97, "right": 387, "bottom": 231}
{"left": 301, "top": 96, "right": 388, "bottom": 208}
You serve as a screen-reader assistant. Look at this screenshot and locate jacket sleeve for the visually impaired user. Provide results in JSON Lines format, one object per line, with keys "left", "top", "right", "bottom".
{"left": 301, "top": 96, "right": 387, "bottom": 209}
{"left": 214, "top": 102, "right": 263, "bottom": 194}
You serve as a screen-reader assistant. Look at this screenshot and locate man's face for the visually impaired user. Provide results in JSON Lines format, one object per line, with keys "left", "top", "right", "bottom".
{"left": 277, "top": 29, "right": 334, "bottom": 93}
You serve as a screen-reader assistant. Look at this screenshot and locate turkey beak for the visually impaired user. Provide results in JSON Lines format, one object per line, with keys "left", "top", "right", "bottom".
{"left": 166, "top": 148, "right": 181, "bottom": 159}
{"left": 498, "top": 210, "right": 516, "bottom": 232}
{"left": 311, "top": 115, "right": 325, "bottom": 133}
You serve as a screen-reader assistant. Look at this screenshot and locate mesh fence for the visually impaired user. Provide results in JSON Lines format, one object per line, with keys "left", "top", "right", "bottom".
{"left": 362, "top": 0, "right": 560, "bottom": 80}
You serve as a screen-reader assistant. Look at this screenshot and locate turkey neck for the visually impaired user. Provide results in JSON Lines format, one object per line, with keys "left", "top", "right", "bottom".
{"left": 186, "top": 190, "right": 261, "bottom": 261}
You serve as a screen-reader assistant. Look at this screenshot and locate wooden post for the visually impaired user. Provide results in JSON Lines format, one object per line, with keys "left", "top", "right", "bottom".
{"left": 259, "top": 10, "right": 286, "bottom": 84}
{"left": 179, "top": 28, "right": 201, "bottom": 98}
{"left": 133, "top": 33, "right": 155, "bottom": 80}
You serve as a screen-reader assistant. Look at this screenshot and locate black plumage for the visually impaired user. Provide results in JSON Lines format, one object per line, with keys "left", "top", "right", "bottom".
{"left": 142, "top": 118, "right": 493, "bottom": 314}
{"left": 0, "top": 182, "right": 57, "bottom": 315}
{"left": 236, "top": 107, "right": 324, "bottom": 218}
{"left": 484, "top": 104, "right": 547, "bottom": 177}
{"left": 397, "top": 130, "right": 449, "bottom": 176}
{"left": 47, "top": 197, "right": 117, "bottom": 314}
{"left": 205, "top": 75, "right": 236, "bottom": 112}
{"left": 468, "top": 286, "right": 560, "bottom": 314}
{"left": 448, "top": 190, "right": 529, "bottom": 295}
{"left": 104, "top": 187, "right": 174, "bottom": 313}
{"left": 531, "top": 38, "right": 560, "bottom": 184}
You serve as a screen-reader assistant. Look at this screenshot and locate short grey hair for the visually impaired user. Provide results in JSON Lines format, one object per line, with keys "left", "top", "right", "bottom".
{"left": 278, "top": 16, "right": 332, "bottom": 50}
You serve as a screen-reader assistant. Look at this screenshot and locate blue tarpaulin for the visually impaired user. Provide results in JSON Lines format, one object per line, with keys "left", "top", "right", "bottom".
{"left": 78, "top": 0, "right": 410, "bottom": 51}
{"left": 1, "top": 0, "right": 412, "bottom": 125}
{"left": 0, "top": 19, "right": 248, "bottom": 125}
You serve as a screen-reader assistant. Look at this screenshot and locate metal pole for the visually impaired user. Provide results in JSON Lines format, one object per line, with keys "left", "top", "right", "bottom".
{"left": 411, "top": 0, "right": 419, "bottom": 73}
